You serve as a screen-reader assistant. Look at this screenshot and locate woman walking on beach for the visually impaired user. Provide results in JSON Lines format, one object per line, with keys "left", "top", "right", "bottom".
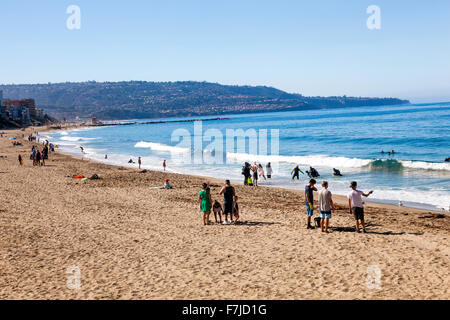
{"left": 199, "top": 183, "right": 212, "bottom": 226}
{"left": 163, "top": 160, "right": 166, "bottom": 171}
{"left": 138, "top": 157, "right": 142, "bottom": 169}
{"left": 18, "top": 155, "right": 23, "bottom": 167}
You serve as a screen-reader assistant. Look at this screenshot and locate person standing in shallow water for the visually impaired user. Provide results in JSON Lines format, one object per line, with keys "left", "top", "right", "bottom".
{"left": 138, "top": 157, "right": 142, "bottom": 169}
{"left": 163, "top": 160, "right": 166, "bottom": 171}
{"left": 266, "top": 162, "right": 272, "bottom": 179}
{"left": 198, "top": 183, "right": 212, "bottom": 226}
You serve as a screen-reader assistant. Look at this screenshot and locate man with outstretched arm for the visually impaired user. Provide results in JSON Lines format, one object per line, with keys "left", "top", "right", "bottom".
{"left": 347, "top": 181, "right": 374, "bottom": 233}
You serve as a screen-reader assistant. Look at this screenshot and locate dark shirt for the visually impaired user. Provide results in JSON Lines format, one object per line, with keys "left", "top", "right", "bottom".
{"left": 224, "top": 186, "right": 234, "bottom": 204}
{"left": 305, "top": 185, "right": 314, "bottom": 204}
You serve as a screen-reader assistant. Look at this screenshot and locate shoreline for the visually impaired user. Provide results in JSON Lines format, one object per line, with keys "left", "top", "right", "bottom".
{"left": 42, "top": 124, "right": 448, "bottom": 214}
{"left": 1, "top": 127, "right": 448, "bottom": 299}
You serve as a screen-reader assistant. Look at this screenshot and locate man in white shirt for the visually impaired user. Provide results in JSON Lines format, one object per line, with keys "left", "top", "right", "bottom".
{"left": 347, "top": 181, "right": 373, "bottom": 233}
{"left": 319, "top": 181, "right": 335, "bottom": 233}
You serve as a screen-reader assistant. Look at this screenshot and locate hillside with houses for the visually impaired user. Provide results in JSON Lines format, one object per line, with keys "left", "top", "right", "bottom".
{"left": 0, "top": 81, "right": 410, "bottom": 122}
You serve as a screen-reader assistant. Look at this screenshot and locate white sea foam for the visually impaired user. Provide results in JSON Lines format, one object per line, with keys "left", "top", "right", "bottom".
{"left": 226, "top": 153, "right": 450, "bottom": 171}
{"left": 134, "top": 141, "right": 190, "bottom": 153}
{"left": 60, "top": 136, "right": 98, "bottom": 142}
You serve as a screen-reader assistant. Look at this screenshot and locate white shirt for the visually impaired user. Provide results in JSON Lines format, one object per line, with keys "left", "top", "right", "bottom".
{"left": 348, "top": 189, "right": 364, "bottom": 208}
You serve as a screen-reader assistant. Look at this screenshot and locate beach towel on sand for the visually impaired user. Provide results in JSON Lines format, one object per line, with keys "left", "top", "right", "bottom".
{"left": 73, "top": 174, "right": 85, "bottom": 179}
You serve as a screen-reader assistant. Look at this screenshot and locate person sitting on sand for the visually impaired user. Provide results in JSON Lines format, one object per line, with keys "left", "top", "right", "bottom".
{"left": 219, "top": 180, "right": 236, "bottom": 224}
{"left": 212, "top": 200, "right": 223, "bottom": 224}
{"left": 164, "top": 179, "right": 173, "bottom": 189}
{"left": 232, "top": 196, "right": 240, "bottom": 225}
{"left": 305, "top": 179, "right": 317, "bottom": 229}
{"left": 319, "top": 181, "right": 335, "bottom": 233}
{"left": 348, "top": 181, "right": 374, "bottom": 233}
{"left": 199, "top": 183, "right": 212, "bottom": 226}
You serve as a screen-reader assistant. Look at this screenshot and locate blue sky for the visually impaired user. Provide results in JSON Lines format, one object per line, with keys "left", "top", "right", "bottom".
{"left": 1, "top": 0, "right": 449, "bottom": 102}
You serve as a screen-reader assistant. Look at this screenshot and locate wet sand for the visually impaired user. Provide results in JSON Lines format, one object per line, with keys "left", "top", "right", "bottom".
{"left": 0, "top": 128, "right": 448, "bottom": 299}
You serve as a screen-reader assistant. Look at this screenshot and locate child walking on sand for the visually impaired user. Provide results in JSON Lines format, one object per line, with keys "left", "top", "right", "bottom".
{"left": 212, "top": 200, "right": 223, "bottom": 224}
{"left": 233, "top": 196, "right": 240, "bottom": 225}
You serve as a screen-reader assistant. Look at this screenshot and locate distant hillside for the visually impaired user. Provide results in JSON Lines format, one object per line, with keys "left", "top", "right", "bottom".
{"left": 0, "top": 81, "right": 409, "bottom": 120}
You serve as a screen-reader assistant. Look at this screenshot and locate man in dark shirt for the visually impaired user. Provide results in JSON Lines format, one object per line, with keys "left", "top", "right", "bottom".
{"left": 220, "top": 180, "right": 236, "bottom": 224}
{"left": 305, "top": 179, "right": 317, "bottom": 229}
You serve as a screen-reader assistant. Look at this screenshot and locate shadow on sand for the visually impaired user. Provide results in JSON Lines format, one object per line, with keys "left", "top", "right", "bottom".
{"left": 237, "top": 221, "right": 281, "bottom": 227}
{"left": 329, "top": 226, "right": 405, "bottom": 236}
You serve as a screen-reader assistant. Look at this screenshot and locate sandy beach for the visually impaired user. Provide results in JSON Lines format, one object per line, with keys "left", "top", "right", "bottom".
{"left": 0, "top": 127, "right": 448, "bottom": 300}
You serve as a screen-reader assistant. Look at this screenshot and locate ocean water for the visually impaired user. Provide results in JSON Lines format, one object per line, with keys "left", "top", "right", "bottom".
{"left": 44, "top": 102, "right": 450, "bottom": 212}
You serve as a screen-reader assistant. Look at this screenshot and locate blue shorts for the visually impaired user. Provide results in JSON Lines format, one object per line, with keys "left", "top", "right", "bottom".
{"left": 320, "top": 211, "right": 332, "bottom": 219}
{"left": 306, "top": 205, "right": 314, "bottom": 217}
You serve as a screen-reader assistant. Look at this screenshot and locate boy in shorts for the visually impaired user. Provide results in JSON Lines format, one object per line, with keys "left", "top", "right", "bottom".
{"left": 318, "top": 181, "right": 335, "bottom": 233}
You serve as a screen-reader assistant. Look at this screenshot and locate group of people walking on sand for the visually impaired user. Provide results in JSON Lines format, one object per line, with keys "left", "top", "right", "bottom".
{"left": 199, "top": 180, "right": 240, "bottom": 226}
{"left": 25, "top": 140, "right": 54, "bottom": 167}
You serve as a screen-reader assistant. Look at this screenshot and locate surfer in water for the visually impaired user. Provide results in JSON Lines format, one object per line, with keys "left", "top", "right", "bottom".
{"left": 333, "top": 168, "right": 343, "bottom": 176}
{"left": 445, "top": 157, "right": 450, "bottom": 162}
{"left": 292, "top": 166, "right": 303, "bottom": 180}
{"left": 306, "top": 166, "right": 320, "bottom": 178}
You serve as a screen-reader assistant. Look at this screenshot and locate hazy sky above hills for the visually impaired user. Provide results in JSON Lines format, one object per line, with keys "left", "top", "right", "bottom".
{"left": 1, "top": 0, "right": 449, "bottom": 102}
